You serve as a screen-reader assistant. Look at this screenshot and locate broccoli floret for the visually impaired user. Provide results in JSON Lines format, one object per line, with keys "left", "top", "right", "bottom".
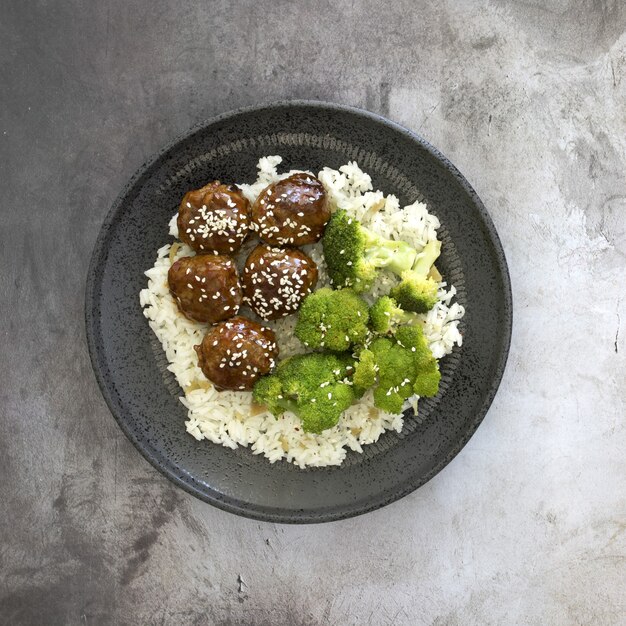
{"left": 298, "top": 383, "right": 355, "bottom": 433}
{"left": 323, "top": 210, "right": 441, "bottom": 312}
{"left": 389, "top": 240, "right": 441, "bottom": 313}
{"left": 252, "top": 352, "right": 357, "bottom": 434}
{"left": 294, "top": 287, "right": 370, "bottom": 352}
{"left": 394, "top": 326, "right": 441, "bottom": 398}
{"left": 369, "top": 296, "right": 424, "bottom": 335}
{"left": 370, "top": 338, "right": 416, "bottom": 413}
{"left": 395, "top": 326, "right": 432, "bottom": 367}
{"left": 351, "top": 325, "right": 441, "bottom": 414}
{"left": 412, "top": 366, "right": 441, "bottom": 397}
{"left": 353, "top": 348, "right": 377, "bottom": 393}
{"left": 252, "top": 375, "right": 284, "bottom": 415}
{"left": 322, "top": 210, "right": 419, "bottom": 292}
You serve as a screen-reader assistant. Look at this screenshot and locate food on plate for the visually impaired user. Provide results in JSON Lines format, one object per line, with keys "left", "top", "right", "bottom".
{"left": 177, "top": 181, "right": 250, "bottom": 254}
{"left": 141, "top": 156, "right": 465, "bottom": 467}
{"left": 352, "top": 326, "right": 441, "bottom": 415}
{"left": 195, "top": 316, "right": 278, "bottom": 391}
{"left": 294, "top": 287, "right": 370, "bottom": 352}
{"left": 168, "top": 254, "right": 242, "bottom": 323}
{"left": 241, "top": 244, "right": 318, "bottom": 321}
{"left": 389, "top": 240, "right": 442, "bottom": 314}
{"left": 368, "top": 295, "right": 423, "bottom": 335}
{"left": 251, "top": 172, "right": 330, "bottom": 246}
{"left": 323, "top": 209, "right": 441, "bottom": 313}
{"left": 252, "top": 352, "right": 356, "bottom": 434}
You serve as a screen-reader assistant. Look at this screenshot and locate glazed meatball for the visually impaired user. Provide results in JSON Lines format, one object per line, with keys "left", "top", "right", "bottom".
{"left": 177, "top": 181, "right": 250, "bottom": 254}
{"left": 242, "top": 245, "right": 318, "bottom": 321}
{"left": 168, "top": 255, "right": 242, "bottom": 324}
{"left": 251, "top": 173, "right": 330, "bottom": 246}
{"left": 194, "top": 316, "right": 278, "bottom": 391}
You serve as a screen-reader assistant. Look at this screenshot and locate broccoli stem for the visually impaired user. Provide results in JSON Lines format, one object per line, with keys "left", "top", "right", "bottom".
{"left": 411, "top": 240, "right": 441, "bottom": 276}
{"left": 362, "top": 227, "right": 417, "bottom": 275}
{"left": 277, "top": 397, "right": 299, "bottom": 416}
{"left": 396, "top": 309, "right": 423, "bottom": 326}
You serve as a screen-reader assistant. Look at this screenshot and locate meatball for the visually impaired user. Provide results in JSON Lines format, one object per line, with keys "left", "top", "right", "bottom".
{"left": 242, "top": 245, "right": 318, "bottom": 321}
{"left": 177, "top": 181, "right": 250, "bottom": 254}
{"left": 251, "top": 173, "right": 330, "bottom": 246}
{"left": 168, "top": 254, "right": 242, "bottom": 324}
{"left": 194, "top": 316, "right": 278, "bottom": 391}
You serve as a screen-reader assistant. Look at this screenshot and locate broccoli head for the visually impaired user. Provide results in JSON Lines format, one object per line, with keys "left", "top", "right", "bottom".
{"left": 394, "top": 326, "right": 441, "bottom": 397}
{"left": 369, "top": 295, "right": 424, "bottom": 335}
{"left": 369, "top": 337, "right": 416, "bottom": 413}
{"left": 322, "top": 210, "right": 418, "bottom": 291}
{"left": 412, "top": 366, "right": 441, "bottom": 397}
{"left": 252, "top": 352, "right": 356, "bottom": 434}
{"left": 323, "top": 210, "right": 442, "bottom": 313}
{"left": 352, "top": 325, "right": 441, "bottom": 414}
{"left": 353, "top": 348, "right": 377, "bottom": 395}
{"left": 294, "top": 287, "right": 370, "bottom": 352}
{"left": 251, "top": 375, "right": 283, "bottom": 415}
{"left": 389, "top": 240, "right": 441, "bottom": 313}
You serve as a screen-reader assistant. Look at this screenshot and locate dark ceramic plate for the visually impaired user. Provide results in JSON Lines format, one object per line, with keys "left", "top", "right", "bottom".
{"left": 85, "top": 101, "right": 512, "bottom": 523}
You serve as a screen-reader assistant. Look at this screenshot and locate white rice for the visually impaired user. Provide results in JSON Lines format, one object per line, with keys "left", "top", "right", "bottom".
{"left": 140, "top": 157, "right": 465, "bottom": 467}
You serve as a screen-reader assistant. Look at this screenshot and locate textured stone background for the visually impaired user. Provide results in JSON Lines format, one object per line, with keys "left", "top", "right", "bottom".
{"left": 1, "top": 1, "right": 625, "bottom": 624}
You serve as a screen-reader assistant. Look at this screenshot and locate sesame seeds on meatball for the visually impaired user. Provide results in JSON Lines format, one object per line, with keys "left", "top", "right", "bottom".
{"left": 194, "top": 316, "right": 279, "bottom": 390}
{"left": 178, "top": 181, "right": 250, "bottom": 255}
{"left": 251, "top": 173, "right": 330, "bottom": 246}
{"left": 168, "top": 255, "right": 242, "bottom": 324}
{"left": 242, "top": 244, "right": 318, "bottom": 321}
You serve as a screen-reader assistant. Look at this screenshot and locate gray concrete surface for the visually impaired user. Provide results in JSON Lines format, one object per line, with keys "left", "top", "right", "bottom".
{"left": 1, "top": 1, "right": 625, "bottom": 624}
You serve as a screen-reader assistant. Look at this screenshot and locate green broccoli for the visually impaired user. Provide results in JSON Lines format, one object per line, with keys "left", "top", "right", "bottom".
{"left": 369, "top": 337, "right": 416, "bottom": 413}
{"left": 369, "top": 295, "right": 424, "bottom": 335}
{"left": 252, "top": 352, "right": 357, "bottom": 434}
{"left": 322, "top": 210, "right": 417, "bottom": 292}
{"left": 352, "top": 325, "right": 441, "bottom": 414}
{"left": 323, "top": 210, "right": 441, "bottom": 312}
{"left": 353, "top": 348, "right": 377, "bottom": 394}
{"left": 251, "top": 375, "right": 283, "bottom": 415}
{"left": 412, "top": 365, "right": 441, "bottom": 397}
{"left": 389, "top": 240, "right": 441, "bottom": 313}
{"left": 294, "top": 287, "right": 370, "bottom": 352}
{"left": 395, "top": 326, "right": 441, "bottom": 397}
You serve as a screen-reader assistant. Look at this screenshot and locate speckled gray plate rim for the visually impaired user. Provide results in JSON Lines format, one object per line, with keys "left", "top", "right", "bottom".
{"left": 85, "top": 100, "right": 513, "bottom": 524}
